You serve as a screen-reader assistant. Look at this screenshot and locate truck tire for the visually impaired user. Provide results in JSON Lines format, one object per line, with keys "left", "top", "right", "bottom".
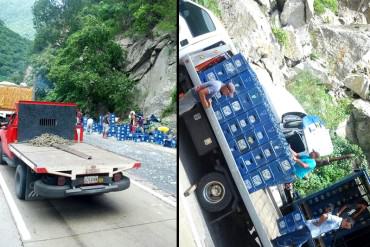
{"left": 197, "top": 172, "right": 232, "bottom": 213}
{"left": 15, "top": 164, "right": 26, "bottom": 200}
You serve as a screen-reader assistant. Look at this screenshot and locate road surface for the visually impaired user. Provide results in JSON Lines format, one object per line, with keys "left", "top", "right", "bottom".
{"left": 0, "top": 142, "right": 176, "bottom": 247}
{"left": 84, "top": 133, "right": 176, "bottom": 196}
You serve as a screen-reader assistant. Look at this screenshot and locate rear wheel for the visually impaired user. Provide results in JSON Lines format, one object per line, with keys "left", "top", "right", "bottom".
{"left": 197, "top": 172, "right": 232, "bottom": 213}
{"left": 15, "top": 164, "right": 27, "bottom": 200}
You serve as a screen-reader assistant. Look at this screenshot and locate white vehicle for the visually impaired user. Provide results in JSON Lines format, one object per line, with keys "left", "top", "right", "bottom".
{"left": 179, "top": 1, "right": 333, "bottom": 246}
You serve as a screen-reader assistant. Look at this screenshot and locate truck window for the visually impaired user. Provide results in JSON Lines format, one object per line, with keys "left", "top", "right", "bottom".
{"left": 180, "top": 2, "right": 216, "bottom": 37}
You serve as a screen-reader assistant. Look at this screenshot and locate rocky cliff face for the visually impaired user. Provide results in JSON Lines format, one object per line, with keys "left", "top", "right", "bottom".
{"left": 116, "top": 33, "right": 176, "bottom": 118}
{"left": 215, "top": 0, "right": 370, "bottom": 160}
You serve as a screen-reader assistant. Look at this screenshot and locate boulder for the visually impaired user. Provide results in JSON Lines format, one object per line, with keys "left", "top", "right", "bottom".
{"left": 310, "top": 24, "right": 370, "bottom": 80}
{"left": 280, "top": 0, "right": 306, "bottom": 28}
{"left": 338, "top": 0, "right": 370, "bottom": 23}
{"left": 343, "top": 74, "right": 370, "bottom": 100}
{"left": 294, "top": 59, "right": 329, "bottom": 82}
{"left": 338, "top": 7, "right": 368, "bottom": 25}
{"left": 281, "top": 26, "right": 312, "bottom": 63}
{"left": 305, "top": 0, "right": 315, "bottom": 22}
{"left": 218, "top": 0, "right": 285, "bottom": 85}
{"left": 350, "top": 99, "right": 370, "bottom": 164}
{"left": 281, "top": 26, "right": 305, "bottom": 63}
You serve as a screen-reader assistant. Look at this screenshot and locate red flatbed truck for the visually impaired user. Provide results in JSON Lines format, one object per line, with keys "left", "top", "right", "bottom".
{"left": 0, "top": 101, "right": 140, "bottom": 200}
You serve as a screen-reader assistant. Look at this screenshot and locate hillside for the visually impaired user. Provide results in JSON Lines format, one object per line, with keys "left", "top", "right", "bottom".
{"left": 31, "top": 0, "right": 176, "bottom": 122}
{"left": 0, "top": 0, "right": 35, "bottom": 39}
{"left": 0, "top": 21, "right": 31, "bottom": 83}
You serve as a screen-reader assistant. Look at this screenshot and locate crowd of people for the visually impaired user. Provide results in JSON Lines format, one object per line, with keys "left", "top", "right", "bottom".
{"left": 77, "top": 109, "right": 172, "bottom": 141}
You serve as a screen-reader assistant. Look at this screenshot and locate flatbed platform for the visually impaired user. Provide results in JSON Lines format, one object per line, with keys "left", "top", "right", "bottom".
{"left": 9, "top": 142, "right": 139, "bottom": 178}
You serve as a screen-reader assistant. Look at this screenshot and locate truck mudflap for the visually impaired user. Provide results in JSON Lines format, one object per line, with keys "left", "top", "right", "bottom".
{"left": 33, "top": 175, "right": 130, "bottom": 198}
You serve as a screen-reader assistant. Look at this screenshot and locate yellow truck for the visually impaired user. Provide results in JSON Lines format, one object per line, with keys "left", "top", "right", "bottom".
{"left": 0, "top": 82, "right": 33, "bottom": 121}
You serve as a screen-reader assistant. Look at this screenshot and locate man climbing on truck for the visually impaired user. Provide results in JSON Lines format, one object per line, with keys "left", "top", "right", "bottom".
{"left": 272, "top": 212, "right": 353, "bottom": 247}
{"left": 179, "top": 80, "right": 235, "bottom": 115}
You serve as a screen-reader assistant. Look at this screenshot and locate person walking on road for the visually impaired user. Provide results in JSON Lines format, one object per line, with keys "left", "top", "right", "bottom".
{"left": 272, "top": 213, "right": 353, "bottom": 247}
{"left": 179, "top": 80, "right": 235, "bottom": 115}
{"left": 102, "top": 112, "right": 110, "bottom": 138}
{"left": 86, "top": 117, "right": 94, "bottom": 134}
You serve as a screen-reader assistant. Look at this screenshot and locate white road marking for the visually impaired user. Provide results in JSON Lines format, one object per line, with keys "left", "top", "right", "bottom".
{"left": 130, "top": 179, "right": 176, "bottom": 207}
{"left": 179, "top": 182, "right": 203, "bottom": 247}
{"left": 0, "top": 171, "right": 31, "bottom": 240}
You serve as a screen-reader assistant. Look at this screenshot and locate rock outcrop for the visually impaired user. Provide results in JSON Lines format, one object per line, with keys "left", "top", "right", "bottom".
{"left": 348, "top": 99, "right": 370, "bottom": 163}
{"left": 117, "top": 34, "right": 176, "bottom": 117}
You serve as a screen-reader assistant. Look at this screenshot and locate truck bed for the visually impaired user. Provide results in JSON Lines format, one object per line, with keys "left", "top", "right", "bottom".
{"left": 9, "top": 142, "right": 138, "bottom": 178}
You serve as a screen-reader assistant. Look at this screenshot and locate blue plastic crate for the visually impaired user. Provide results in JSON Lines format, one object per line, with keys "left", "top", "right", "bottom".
{"left": 285, "top": 214, "right": 297, "bottom": 233}
{"left": 239, "top": 70, "right": 258, "bottom": 88}
{"left": 227, "top": 136, "right": 250, "bottom": 158}
{"left": 219, "top": 101, "right": 235, "bottom": 121}
{"left": 253, "top": 125, "right": 269, "bottom": 145}
{"left": 228, "top": 97, "right": 244, "bottom": 116}
{"left": 260, "top": 142, "right": 278, "bottom": 164}
{"left": 213, "top": 63, "right": 229, "bottom": 82}
{"left": 223, "top": 59, "right": 238, "bottom": 78}
{"left": 228, "top": 76, "right": 246, "bottom": 95}
{"left": 232, "top": 53, "right": 249, "bottom": 73}
{"left": 201, "top": 67, "right": 218, "bottom": 82}
{"left": 221, "top": 121, "right": 240, "bottom": 141}
{"left": 248, "top": 172, "right": 266, "bottom": 191}
{"left": 234, "top": 113, "right": 250, "bottom": 133}
{"left": 236, "top": 157, "right": 249, "bottom": 178}
{"left": 239, "top": 152, "right": 258, "bottom": 173}
{"left": 244, "top": 130, "right": 259, "bottom": 150}
{"left": 244, "top": 177, "right": 256, "bottom": 193}
{"left": 277, "top": 218, "right": 289, "bottom": 235}
{"left": 251, "top": 147, "right": 269, "bottom": 167}
{"left": 259, "top": 166, "right": 275, "bottom": 185}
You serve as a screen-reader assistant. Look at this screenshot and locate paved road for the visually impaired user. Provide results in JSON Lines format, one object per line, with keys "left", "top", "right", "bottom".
{"left": 0, "top": 165, "right": 176, "bottom": 247}
{"left": 84, "top": 133, "right": 177, "bottom": 197}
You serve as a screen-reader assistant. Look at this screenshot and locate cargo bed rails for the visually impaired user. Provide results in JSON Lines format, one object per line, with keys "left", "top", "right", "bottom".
{"left": 9, "top": 142, "right": 139, "bottom": 178}
{"left": 182, "top": 51, "right": 274, "bottom": 247}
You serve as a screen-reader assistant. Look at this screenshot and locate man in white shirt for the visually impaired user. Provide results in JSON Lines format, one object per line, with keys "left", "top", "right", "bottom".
{"left": 86, "top": 117, "right": 94, "bottom": 134}
{"left": 272, "top": 213, "right": 353, "bottom": 247}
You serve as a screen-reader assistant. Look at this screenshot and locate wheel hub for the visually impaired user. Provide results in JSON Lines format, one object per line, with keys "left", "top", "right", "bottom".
{"left": 203, "top": 181, "right": 225, "bottom": 204}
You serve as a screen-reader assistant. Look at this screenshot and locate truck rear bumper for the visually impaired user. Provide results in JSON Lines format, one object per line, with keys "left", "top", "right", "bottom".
{"left": 34, "top": 176, "right": 130, "bottom": 198}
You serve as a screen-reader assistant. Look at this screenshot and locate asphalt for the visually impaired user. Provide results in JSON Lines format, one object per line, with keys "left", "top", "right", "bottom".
{"left": 83, "top": 133, "right": 177, "bottom": 197}
{"left": 0, "top": 182, "right": 23, "bottom": 247}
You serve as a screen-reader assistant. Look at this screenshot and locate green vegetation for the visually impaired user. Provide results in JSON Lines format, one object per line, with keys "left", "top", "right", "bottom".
{"left": 272, "top": 27, "right": 288, "bottom": 48}
{"left": 314, "top": 0, "right": 338, "bottom": 15}
{"left": 195, "top": 0, "right": 221, "bottom": 17}
{"left": 0, "top": 22, "right": 31, "bottom": 82}
{"left": 286, "top": 71, "right": 351, "bottom": 129}
{"left": 31, "top": 0, "right": 176, "bottom": 114}
{"left": 309, "top": 51, "right": 320, "bottom": 60}
{"left": 294, "top": 136, "right": 368, "bottom": 196}
{"left": 162, "top": 88, "right": 177, "bottom": 118}
{"left": 0, "top": 0, "right": 35, "bottom": 39}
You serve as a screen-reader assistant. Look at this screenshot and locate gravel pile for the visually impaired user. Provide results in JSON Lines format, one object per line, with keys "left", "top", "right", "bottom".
{"left": 27, "top": 133, "right": 73, "bottom": 147}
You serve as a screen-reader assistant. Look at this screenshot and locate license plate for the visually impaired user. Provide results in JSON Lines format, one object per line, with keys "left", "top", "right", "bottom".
{"left": 84, "top": 176, "right": 99, "bottom": 184}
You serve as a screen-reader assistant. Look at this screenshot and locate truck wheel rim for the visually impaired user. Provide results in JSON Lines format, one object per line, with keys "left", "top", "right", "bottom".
{"left": 203, "top": 181, "right": 225, "bottom": 204}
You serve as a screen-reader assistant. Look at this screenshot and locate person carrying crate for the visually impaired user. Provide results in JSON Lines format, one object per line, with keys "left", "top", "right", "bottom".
{"left": 179, "top": 80, "right": 235, "bottom": 115}
{"left": 272, "top": 213, "right": 353, "bottom": 247}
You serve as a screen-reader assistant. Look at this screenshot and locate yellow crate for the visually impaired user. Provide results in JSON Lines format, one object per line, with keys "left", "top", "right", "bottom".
{"left": 0, "top": 86, "right": 33, "bottom": 110}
